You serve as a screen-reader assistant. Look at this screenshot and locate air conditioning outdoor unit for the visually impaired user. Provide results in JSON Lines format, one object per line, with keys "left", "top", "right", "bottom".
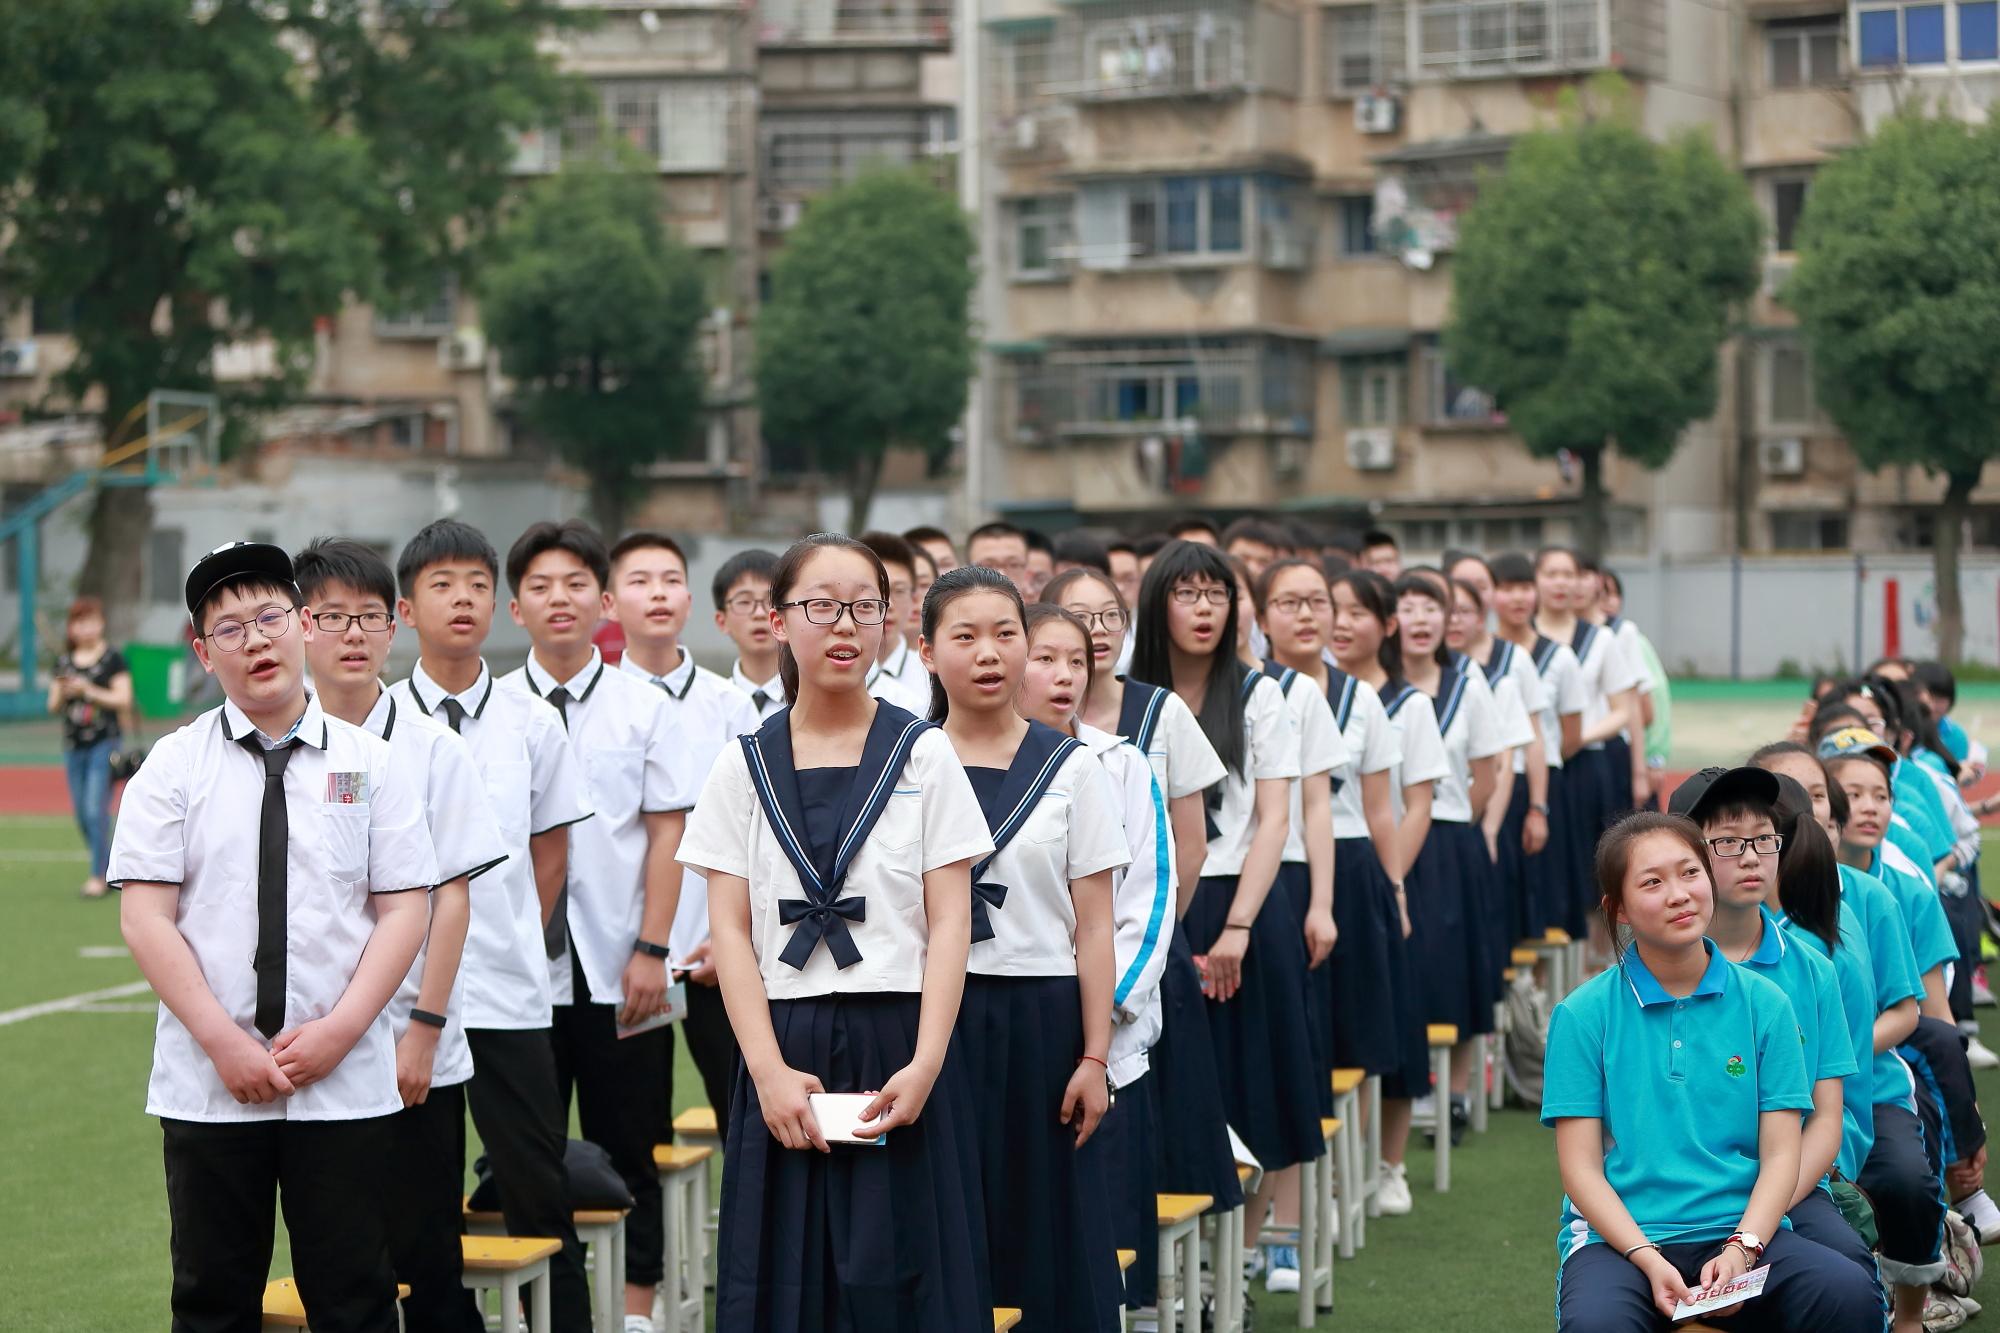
{"left": 1354, "top": 93, "right": 1400, "bottom": 135}
{"left": 760, "top": 199, "right": 803, "bottom": 232}
{"left": 1758, "top": 436, "right": 1805, "bottom": 477}
{"left": 1346, "top": 427, "right": 1395, "bottom": 471}
{"left": 437, "top": 329, "right": 486, "bottom": 372}
{"left": 0, "top": 339, "right": 39, "bottom": 377}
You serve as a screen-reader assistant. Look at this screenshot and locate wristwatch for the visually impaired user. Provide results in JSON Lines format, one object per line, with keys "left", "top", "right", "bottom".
{"left": 1530, "top": 802, "right": 1550, "bottom": 815}
{"left": 1725, "top": 1231, "right": 1765, "bottom": 1260}
{"left": 409, "top": 1008, "right": 447, "bottom": 1030}
{"left": 634, "top": 940, "right": 671, "bottom": 959}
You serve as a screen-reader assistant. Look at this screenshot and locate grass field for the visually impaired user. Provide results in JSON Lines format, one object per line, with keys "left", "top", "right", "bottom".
{"left": 8, "top": 775, "right": 2000, "bottom": 1327}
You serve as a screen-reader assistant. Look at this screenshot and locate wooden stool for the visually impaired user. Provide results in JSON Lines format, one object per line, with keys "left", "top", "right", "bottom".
{"left": 259, "top": 1278, "right": 408, "bottom": 1331}
{"left": 1329, "top": 1069, "right": 1368, "bottom": 1255}
{"left": 1208, "top": 1165, "right": 1252, "bottom": 1333}
{"left": 653, "top": 1143, "right": 716, "bottom": 1333}
{"left": 1155, "top": 1193, "right": 1212, "bottom": 1333}
{"left": 1361, "top": 1073, "right": 1383, "bottom": 1221}
{"left": 461, "top": 1235, "right": 563, "bottom": 1333}
{"left": 1293, "top": 1116, "right": 1340, "bottom": 1325}
{"left": 464, "top": 1202, "right": 627, "bottom": 1333}
{"left": 1537, "top": 927, "right": 1577, "bottom": 1002}
{"left": 1413, "top": 1024, "right": 1459, "bottom": 1193}
{"left": 1115, "top": 1250, "right": 1137, "bottom": 1333}
{"left": 993, "top": 1310, "right": 1022, "bottom": 1330}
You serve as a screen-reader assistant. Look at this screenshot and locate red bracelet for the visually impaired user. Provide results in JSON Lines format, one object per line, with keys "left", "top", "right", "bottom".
{"left": 1079, "top": 1054, "right": 1107, "bottom": 1069}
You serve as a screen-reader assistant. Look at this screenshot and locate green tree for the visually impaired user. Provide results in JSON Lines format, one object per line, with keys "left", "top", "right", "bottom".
{"left": 0, "top": 0, "right": 568, "bottom": 634}
{"left": 481, "top": 164, "right": 709, "bottom": 532}
{"left": 1785, "top": 112, "right": 2000, "bottom": 664}
{"left": 756, "top": 169, "right": 974, "bottom": 530}
{"left": 1447, "top": 79, "right": 1762, "bottom": 559}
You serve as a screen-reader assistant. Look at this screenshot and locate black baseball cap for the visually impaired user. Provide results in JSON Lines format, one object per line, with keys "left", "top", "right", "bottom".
{"left": 184, "top": 541, "right": 299, "bottom": 617}
{"left": 1668, "top": 765, "right": 1781, "bottom": 823}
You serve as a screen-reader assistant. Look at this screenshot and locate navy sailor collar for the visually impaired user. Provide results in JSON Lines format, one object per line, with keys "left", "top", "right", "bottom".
{"left": 966, "top": 720, "right": 1083, "bottom": 943}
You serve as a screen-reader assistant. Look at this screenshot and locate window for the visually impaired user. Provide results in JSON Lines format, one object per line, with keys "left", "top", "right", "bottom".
{"left": 1341, "top": 357, "right": 1404, "bottom": 427}
{"left": 1257, "top": 176, "right": 1313, "bottom": 267}
{"left": 1767, "top": 18, "right": 1842, "bottom": 86}
{"left": 374, "top": 274, "right": 455, "bottom": 338}
{"left": 31, "top": 297, "right": 79, "bottom": 336}
{"left": 1419, "top": 342, "right": 1501, "bottom": 426}
{"left": 1078, "top": 175, "right": 1263, "bottom": 266}
{"left": 1036, "top": 336, "right": 1315, "bottom": 433}
{"left": 761, "top": 109, "right": 953, "bottom": 194}
{"left": 1337, "top": 194, "right": 1378, "bottom": 256}
{"left": 1772, "top": 175, "right": 1810, "bottom": 252}
{"left": 1324, "top": 4, "right": 1379, "bottom": 93}
{"left": 1770, "top": 512, "right": 1849, "bottom": 550}
{"left": 1080, "top": 12, "right": 1246, "bottom": 98}
{"left": 1859, "top": 3, "right": 1950, "bottom": 66}
{"left": 1763, "top": 342, "right": 1824, "bottom": 429}
{"left": 147, "top": 528, "right": 186, "bottom": 606}
{"left": 1209, "top": 177, "right": 1244, "bottom": 252}
{"left": 565, "top": 80, "right": 737, "bottom": 172}
{"left": 1964, "top": 1, "right": 1999, "bottom": 58}
{"left": 1414, "top": 0, "right": 1604, "bottom": 77}
{"left": 1010, "top": 197, "right": 1074, "bottom": 279}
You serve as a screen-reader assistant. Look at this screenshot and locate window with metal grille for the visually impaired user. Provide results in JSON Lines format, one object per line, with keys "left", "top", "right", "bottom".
{"left": 1323, "top": 4, "right": 1380, "bottom": 93}
{"left": 1767, "top": 17, "right": 1842, "bottom": 86}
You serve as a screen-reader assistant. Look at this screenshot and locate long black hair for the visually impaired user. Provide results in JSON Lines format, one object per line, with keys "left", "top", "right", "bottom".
{"left": 1129, "top": 539, "right": 1248, "bottom": 777}
{"left": 1768, "top": 772, "right": 1843, "bottom": 953}
{"left": 920, "top": 564, "right": 1025, "bottom": 724}
{"left": 1874, "top": 673, "right": 1960, "bottom": 778}
{"left": 770, "top": 533, "right": 889, "bottom": 705}
{"left": 1330, "top": 568, "right": 1403, "bottom": 686}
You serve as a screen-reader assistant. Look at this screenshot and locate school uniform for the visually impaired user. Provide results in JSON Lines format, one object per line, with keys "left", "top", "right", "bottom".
{"left": 1324, "top": 671, "right": 1408, "bottom": 1078}
{"left": 110, "top": 696, "right": 440, "bottom": 1333}
{"left": 1601, "top": 615, "right": 1652, "bottom": 818}
{"left": 390, "top": 661, "right": 595, "bottom": 1333}
{"left": 1377, "top": 682, "right": 1453, "bottom": 1098}
{"left": 1183, "top": 668, "right": 1324, "bottom": 1174}
{"left": 1478, "top": 638, "right": 1544, "bottom": 949}
{"left": 1559, "top": 618, "right": 1640, "bottom": 849}
{"left": 677, "top": 704, "right": 996, "bottom": 1332}
{"left": 357, "top": 687, "right": 508, "bottom": 1331}
{"left": 1865, "top": 846, "right": 1960, "bottom": 981}
{"left": 1402, "top": 663, "right": 1506, "bottom": 1037}
{"left": 878, "top": 635, "right": 933, "bottom": 709}
{"left": 959, "top": 721, "right": 1130, "bottom": 1330}
{"left": 1543, "top": 943, "right": 1881, "bottom": 1333}
{"left": 624, "top": 649, "right": 762, "bottom": 1139}
{"left": 865, "top": 640, "right": 928, "bottom": 715}
{"left": 506, "top": 649, "right": 694, "bottom": 1293}
{"left": 1525, "top": 635, "right": 1590, "bottom": 939}
{"left": 732, "top": 660, "right": 789, "bottom": 723}
{"left": 1074, "top": 721, "right": 1175, "bottom": 1309}
{"left": 1112, "top": 682, "right": 1243, "bottom": 1211}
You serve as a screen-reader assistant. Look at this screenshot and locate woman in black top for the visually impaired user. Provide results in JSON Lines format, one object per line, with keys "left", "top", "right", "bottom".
{"left": 46, "top": 597, "right": 132, "bottom": 898}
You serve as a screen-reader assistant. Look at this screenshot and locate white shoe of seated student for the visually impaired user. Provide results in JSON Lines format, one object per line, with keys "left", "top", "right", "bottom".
{"left": 625, "top": 1316, "right": 656, "bottom": 1333}
{"left": 1376, "top": 1161, "right": 1413, "bottom": 1216}
{"left": 1966, "top": 1036, "right": 2000, "bottom": 1070}
{"left": 1923, "top": 1290, "right": 1972, "bottom": 1332}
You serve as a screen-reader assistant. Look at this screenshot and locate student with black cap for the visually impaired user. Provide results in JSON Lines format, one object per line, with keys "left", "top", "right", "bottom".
{"left": 112, "top": 541, "right": 440, "bottom": 1333}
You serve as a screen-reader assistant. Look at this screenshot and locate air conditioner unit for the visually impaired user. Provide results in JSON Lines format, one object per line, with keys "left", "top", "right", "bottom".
{"left": 1015, "top": 115, "right": 1040, "bottom": 151}
{"left": 0, "top": 339, "right": 39, "bottom": 377}
{"left": 760, "top": 199, "right": 803, "bottom": 232}
{"left": 1758, "top": 436, "right": 1805, "bottom": 477}
{"left": 1273, "top": 438, "right": 1310, "bottom": 480}
{"left": 437, "top": 329, "right": 486, "bottom": 371}
{"left": 1354, "top": 93, "right": 1400, "bottom": 135}
{"left": 1346, "top": 427, "right": 1395, "bottom": 471}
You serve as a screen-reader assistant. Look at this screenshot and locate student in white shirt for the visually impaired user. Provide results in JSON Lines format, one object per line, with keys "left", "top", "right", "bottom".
{"left": 966, "top": 520, "right": 1032, "bottom": 591}
{"left": 907, "top": 541, "right": 939, "bottom": 657}
{"left": 677, "top": 532, "right": 995, "bottom": 1333}
{"left": 114, "top": 541, "right": 438, "bottom": 1333}
{"left": 294, "top": 538, "right": 508, "bottom": 1330}
{"left": 904, "top": 523, "right": 961, "bottom": 576}
{"left": 858, "top": 530, "right": 932, "bottom": 710}
{"left": 609, "top": 531, "right": 761, "bottom": 1140}
{"left": 389, "top": 518, "right": 596, "bottom": 1333}
{"left": 503, "top": 520, "right": 693, "bottom": 1331}
{"left": 712, "top": 549, "right": 787, "bottom": 721}
{"left": 1016, "top": 602, "right": 1175, "bottom": 1312}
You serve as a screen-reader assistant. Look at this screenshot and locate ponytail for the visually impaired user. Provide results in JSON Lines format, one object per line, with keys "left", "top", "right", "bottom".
{"left": 921, "top": 565, "right": 1026, "bottom": 723}
{"left": 769, "top": 533, "right": 889, "bottom": 706}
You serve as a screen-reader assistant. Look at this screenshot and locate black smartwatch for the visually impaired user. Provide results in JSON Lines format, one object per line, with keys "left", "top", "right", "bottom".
{"left": 409, "top": 1008, "right": 448, "bottom": 1030}
{"left": 634, "top": 940, "right": 672, "bottom": 959}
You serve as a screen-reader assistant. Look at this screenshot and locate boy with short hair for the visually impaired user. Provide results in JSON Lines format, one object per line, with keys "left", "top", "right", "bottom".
{"left": 713, "top": 549, "right": 786, "bottom": 721}
{"left": 503, "top": 519, "right": 693, "bottom": 1332}
{"left": 1023, "top": 526, "right": 1055, "bottom": 598}
{"left": 904, "top": 524, "right": 960, "bottom": 573}
{"left": 114, "top": 541, "right": 438, "bottom": 1333}
{"left": 1360, "top": 528, "right": 1402, "bottom": 579}
{"left": 857, "top": 530, "right": 929, "bottom": 710}
{"left": 295, "top": 537, "right": 507, "bottom": 1330}
{"left": 966, "top": 520, "right": 1030, "bottom": 586}
{"left": 605, "top": 530, "right": 758, "bottom": 1133}
{"left": 388, "top": 519, "right": 596, "bottom": 1333}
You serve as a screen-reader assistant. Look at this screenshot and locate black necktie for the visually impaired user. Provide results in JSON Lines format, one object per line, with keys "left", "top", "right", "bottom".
{"left": 440, "top": 698, "right": 466, "bottom": 733}
{"left": 239, "top": 735, "right": 301, "bottom": 1039}
{"left": 546, "top": 686, "right": 571, "bottom": 730}
{"left": 542, "top": 683, "right": 572, "bottom": 958}
{"left": 752, "top": 689, "right": 771, "bottom": 713}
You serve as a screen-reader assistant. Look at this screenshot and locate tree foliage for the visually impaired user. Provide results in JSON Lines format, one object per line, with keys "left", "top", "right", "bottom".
{"left": 0, "top": 0, "right": 569, "bottom": 632}
{"left": 1786, "top": 111, "right": 2000, "bottom": 662}
{"left": 1447, "top": 79, "right": 1762, "bottom": 557}
{"left": 755, "top": 169, "right": 974, "bottom": 530}
{"left": 482, "top": 164, "right": 708, "bottom": 533}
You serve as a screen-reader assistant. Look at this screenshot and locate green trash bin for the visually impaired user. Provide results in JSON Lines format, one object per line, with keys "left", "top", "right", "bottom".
{"left": 123, "top": 641, "right": 190, "bottom": 721}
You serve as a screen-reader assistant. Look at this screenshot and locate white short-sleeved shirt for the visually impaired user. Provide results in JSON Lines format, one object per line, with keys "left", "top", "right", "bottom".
{"left": 1202, "top": 672, "right": 1303, "bottom": 878}
{"left": 1123, "top": 684, "right": 1228, "bottom": 802}
{"left": 1329, "top": 675, "right": 1399, "bottom": 840}
{"left": 1425, "top": 664, "right": 1506, "bottom": 823}
{"left": 1529, "top": 637, "right": 1586, "bottom": 773}
{"left": 731, "top": 660, "right": 788, "bottom": 723}
{"left": 1610, "top": 618, "right": 1654, "bottom": 697}
{"left": 1268, "top": 670, "right": 1350, "bottom": 864}
{"left": 1560, "top": 621, "right": 1636, "bottom": 752}
{"left": 865, "top": 639, "right": 929, "bottom": 715}
{"left": 506, "top": 650, "right": 696, "bottom": 1007}
{"left": 966, "top": 740, "right": 1130, "bottom": 977}
{"left": 1381, "top": 685, "right": 1450, "bottom": 821}
{"left": 361, "top": 687, "right": 507, "bottom": 1089}
{"left": 109, "top": 696, "right": 440, "bottom": 1122}
{"left": 391, "top": 660, "right": 592, "bottom": 1031}
{"left": 619, "top": 650, "right": 760, "bottom": 964}
{"left": 1474, "top": 640, "right": 1539, "bottom": 755}
{"left": 1078, "top": 723, "right": 1174, "bottom": 1088}
{"left": 677, "top": 724, "right": 995, "bottom": 1000}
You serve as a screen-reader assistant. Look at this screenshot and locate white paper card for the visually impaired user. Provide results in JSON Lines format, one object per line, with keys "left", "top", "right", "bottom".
{"left": 1671, "top": 1264, "right": 1770, "bottom": 1321}
{"left": 615, "top": 982, "right": 690, "bottom": 1040}
{"left": 809, "top": 1092, "right": 890, "bottom": 1145}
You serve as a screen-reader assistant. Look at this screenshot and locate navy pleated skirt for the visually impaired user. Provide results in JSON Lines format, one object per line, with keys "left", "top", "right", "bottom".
{"left": 1276, "top": 861, "right": 1336, "bottom": 1117}
{"left": 957, "top": 974, "right": 1122, "bottom": 1331}
{"left": 1149, "top": 924, "right": 1245, "bottom": 1210}
{"left": 1330, "top": 837, "right": 1403, "bottom": 1076}
{"left": 1560, "top": 748, "right": 1614, "bottom": 936}
{"left": 1601, "top": 735, "right": 1635, "bottom": 827}
{"left": 1185, "top": 875, "right": 1327, "bottom": 1173}
{"left": 1519, "top": 765, "right": 1574, "bottom": 942}
{"left": 1083, "top": 1069, "right": 1159, "bottom": 1308}
{"left": 719, "top": 993, "right": 991, "bottom": 1333}
{"left": 1379, "top": 874, "right": 1438, "bottom": 1101}
{"left": 1494, "top": 772, "right": 1532, "bottom": 950}
{"left": 1405, "top": 821, "right": 1497, "bottom": 1038}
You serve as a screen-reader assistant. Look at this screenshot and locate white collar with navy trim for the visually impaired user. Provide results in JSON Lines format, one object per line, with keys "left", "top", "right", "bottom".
{"left": 523, "top": 647, "right": 606, "bottom": 701}
{"left": 620, "top": 644, "right": 696, "bottom": 699}
{"left": 220, "top": 693, "right": 329, "bottom": 751}
{"left": 408, "top": 658, "right": 495, "bottom": 721}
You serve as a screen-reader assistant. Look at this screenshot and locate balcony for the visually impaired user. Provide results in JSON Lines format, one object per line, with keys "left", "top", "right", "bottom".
{"left": 1002, "top": 335, "right": 1316, "bottom": 445}
{"left": 514, "top": 80, "right": 751, "bottom": 175}
{"left": 1411, "top": 0, "right": 1608, "bottom": 78}
{"left": 1069, "top": 173, "right": 1315, "bottom": 272}
{"left": 758, "top": 0, "right": 953, "bottom": 47}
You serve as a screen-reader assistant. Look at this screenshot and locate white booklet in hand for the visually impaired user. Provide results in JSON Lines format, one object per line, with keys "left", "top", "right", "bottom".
{"left": 809, "top": 1092, "right": 889, "bottom": 1146}
{"left": 1671, "top": 1264, "right": 1769, "bottom": 1322}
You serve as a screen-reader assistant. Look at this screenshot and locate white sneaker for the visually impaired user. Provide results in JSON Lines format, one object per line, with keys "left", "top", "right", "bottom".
{"left": 624, "top": 1317, "right": 656, "bottom": 1333}
{"left": 1265, "top": 1243, "right": 1301, "bottom": 1293}
{"left": 1967, "top": 1037, "right": 2000, "bottom": 1070}
{"left": 1924, "top": 1290, "right": 1971, "bottom": 1332}
{"left": 1376, "top": 1161, "right": 1413, "bottom": 1215}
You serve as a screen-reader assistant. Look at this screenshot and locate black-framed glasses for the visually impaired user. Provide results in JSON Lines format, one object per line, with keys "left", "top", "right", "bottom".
{"left": 208, "top": 607, "right": 296, "bottom": 653}
{"left": 1171, "top": 585, "right": 1232, "bottom": 607}
{"left": 725, "top": 593, "right": 773, "bottom": 616}
{"left": 1270, "top": 595, "right": 1332, "bottom": 617}
{"left": 1067, "top": 607, "right": 1128, "bottom": 633}
{"left": 311, "top": 611, "right": 394, "bottom": 634}
{"left": 1706, "top": 833, "right": 1784, "bottom": 858}
{"left": 778, "top": 598, "right": 891, "bottom": 627}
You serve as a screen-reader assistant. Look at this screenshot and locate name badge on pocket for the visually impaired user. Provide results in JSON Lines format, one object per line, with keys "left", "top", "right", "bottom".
{"left": 325, "top": 771, "right": 369, "bottom": 805}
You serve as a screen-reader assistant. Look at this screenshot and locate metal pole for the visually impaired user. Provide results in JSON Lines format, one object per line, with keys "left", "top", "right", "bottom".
{"left": 1730, "top": 552, "right": 1742, "bottom": 680}
{"left": 1852, "top": 552, "right": 1865, "bottom": 672}
{"left": 955, "top": 0, "right": 987, "bottom": 534}
{"left": 18, "top": 516, "right": 38, "bottom": 706}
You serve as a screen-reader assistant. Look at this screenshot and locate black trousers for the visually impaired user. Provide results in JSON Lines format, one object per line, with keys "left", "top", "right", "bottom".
{"left": 1857, "top": 1100, "right": 1947, "bottom": 1286}
{"left": 1556, "top": 1229, "right": 1882, "bottom": 1332}
{"left": 161, "top": 1114, "right": 398, "bottom": 1333}
{"left": 552, "top": 951, "right": 668, "bottom": 1288}
{"left": 463, "top": 1026, "right": 593, "bottom": 1333}
{"left": 675, "top": 977, "right": 739, "bottom": 1144}
{"left": 1943, "top": 883, "right": 1984, "bottom": 1022}
{"left": 383, "top": 1082, "right": 479, "bottom": 1333}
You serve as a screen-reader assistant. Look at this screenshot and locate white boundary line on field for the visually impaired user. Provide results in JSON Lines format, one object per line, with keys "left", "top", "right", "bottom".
{"left": 0, "top": 979, "right": 153, "bottom": 1027}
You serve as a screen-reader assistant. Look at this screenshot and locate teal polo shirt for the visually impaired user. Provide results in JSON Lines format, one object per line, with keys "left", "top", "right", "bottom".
{"left": 1894, "top": 758, "right": 1955, "bottom": 864}
{"left": 1733, "top": 906, "right": 1855, "bottom": 1192}
{"left": 1541, "top": 940, "right": 1812, "bottom": 1262}
{"left": 1779, "top": 903, "right": 1879, "bottom": 1179}
{"left": 1838, "top": 863, "right": 1924, "bottom": 1111}
{"left": 1865, "top": 848, "right": 1958, "bottom": 975}
{"left": 1888, "top": 813, "right": 1935, "bottom": 883}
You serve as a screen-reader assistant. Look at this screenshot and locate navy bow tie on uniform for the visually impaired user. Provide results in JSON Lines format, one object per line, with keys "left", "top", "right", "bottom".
{"left": 777, "top": 896, "right": 868, "bottom": 970}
